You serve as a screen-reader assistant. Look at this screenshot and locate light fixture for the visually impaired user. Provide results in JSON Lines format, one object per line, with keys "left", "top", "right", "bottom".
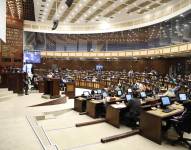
{"left": 65, "top": 0, "right": 74, "bottom": 8}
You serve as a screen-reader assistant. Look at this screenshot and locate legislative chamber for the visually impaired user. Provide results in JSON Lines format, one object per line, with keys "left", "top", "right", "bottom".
{"left": 0, "top": 0, "right": 191, "bottom": 150}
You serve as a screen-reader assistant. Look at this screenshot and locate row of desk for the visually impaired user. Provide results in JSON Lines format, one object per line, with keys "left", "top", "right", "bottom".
{"left": 74, "top": 95, "right": 184, "bottom": 144}
{"left": 38, "top": 78, "right": 76, "bottom": 99}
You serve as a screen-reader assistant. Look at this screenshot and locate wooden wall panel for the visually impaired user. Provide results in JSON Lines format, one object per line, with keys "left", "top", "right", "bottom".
{"left": 0, "top": 15, "right": 23, "bottom": 67}
{"left": 34, "top": 58, "right": 186, "bottom": 75}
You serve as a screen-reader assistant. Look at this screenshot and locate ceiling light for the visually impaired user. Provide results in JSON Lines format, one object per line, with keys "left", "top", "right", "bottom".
{"left": 65, "top": 0, "right": 74, "bottom": 8}
{"left": 100, "top": 21, "right": 111, "bottom": 29}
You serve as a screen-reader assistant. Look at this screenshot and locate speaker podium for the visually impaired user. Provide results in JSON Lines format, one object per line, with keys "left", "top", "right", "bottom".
{"left": 42, "top": 78, "right": 60, "bottom": 99}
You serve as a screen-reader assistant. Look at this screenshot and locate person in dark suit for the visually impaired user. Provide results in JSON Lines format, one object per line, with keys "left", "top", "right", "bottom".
{"left": 23, "top": 73, "right": 29, "bottom": 95}
{"left": 164, "top": 102, "right": 191, "bottom": 131}
{"left": 123, "top": 98, "right": 142, "bottom": 128}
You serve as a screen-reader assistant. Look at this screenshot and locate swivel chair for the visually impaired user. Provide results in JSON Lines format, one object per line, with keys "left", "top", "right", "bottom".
{"left": 170, "top": 102, "right": 191, "bottom": 149}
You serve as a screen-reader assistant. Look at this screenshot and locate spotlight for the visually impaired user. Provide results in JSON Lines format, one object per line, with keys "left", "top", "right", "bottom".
{"left": 52, "top": 20, "right": 59, "bottom": 30}
{"left": 65, "top": 0, "right": 74, "bottom": 8}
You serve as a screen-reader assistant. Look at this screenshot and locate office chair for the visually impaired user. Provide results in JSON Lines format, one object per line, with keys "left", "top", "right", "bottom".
{"left": 170, "top": 103, "right": 191, "bottom": 149}
{"left": 123, "top": 98, "right": 141, "bottom": 128}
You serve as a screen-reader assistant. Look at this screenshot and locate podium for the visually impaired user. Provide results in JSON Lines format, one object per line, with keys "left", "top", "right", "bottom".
{"left": 43, "top": 78, "right": 60, "bottom": 99}
{"left": 38, "top": 80, "right": 44, "bottom": 93}
{"left": 65, "top": 82, "right": 75, "bottom": 99}
{"left": 0, "top": 73, "right": 8, "bottom": 88}
{"left": 15, "top": 73, "right": 24, "bottom": 94}
{"left": 7, "top": 73, "right": 24, "bottom": 94}
{"left": 8, "top": 73, "right": 15, "bottom": 91}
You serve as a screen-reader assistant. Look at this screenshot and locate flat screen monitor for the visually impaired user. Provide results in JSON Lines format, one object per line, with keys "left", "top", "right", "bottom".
{"left": 117, "top": 90, "right": 122, "bottom": 96}
{"left": 179, "top": 93, "right": 187, "bottom": 101}
{"left": 24, "top": 51, "right": 41, "bottom": 64}
{"left": 161, "top": 96, "right": 171, "bottom": 106}
{"left": 97, "top": 89, "right": 102, "bottom": 94}
{"left": 128, "top": 89, "right": 132, "bottom": 93}
{"left": 140, "top": 92, "right": 147, "bottom": 98}
{"left": 126, "top": 94, "right": 132, "bottom": 101}
{"left": 103, "top": 92, "right": 108, "bottom": 97}
{"left": 83, "top": 91, "right": 90, "bottom": 96}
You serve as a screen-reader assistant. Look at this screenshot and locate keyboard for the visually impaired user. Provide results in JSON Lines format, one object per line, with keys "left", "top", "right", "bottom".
{"left": 162, "top": 108, "right": 173, "bottom": 113}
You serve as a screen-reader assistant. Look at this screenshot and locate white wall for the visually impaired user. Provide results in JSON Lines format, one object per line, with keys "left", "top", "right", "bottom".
{"left": 0, "top": 0, "right": 6, "bottom": 42}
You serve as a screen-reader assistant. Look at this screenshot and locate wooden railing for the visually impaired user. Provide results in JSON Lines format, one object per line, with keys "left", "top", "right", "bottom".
{"left": 75, "top": 80, "right": 106, "bottom": 89}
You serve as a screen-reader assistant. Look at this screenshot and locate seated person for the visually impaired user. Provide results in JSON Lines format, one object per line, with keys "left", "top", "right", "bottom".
{"left": 91, "top": 90, "right": 95, "bottom": 96}
{"left": 163, "top": 88, "right": 176, "bottom": 97}
{"left": 123, "top": 98, "right": 142, "bottom": 128}
{"left": 164, "top": 102, "right": 191, "bottom": 134}
{"left": 92, "top": 76, "right": 97, "bottom": 82}
{"left": 145, "top": 86, "right": 153, "bottom": 97}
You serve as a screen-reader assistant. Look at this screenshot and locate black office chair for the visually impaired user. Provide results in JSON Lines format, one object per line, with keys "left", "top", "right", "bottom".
{"left": 170, "top": 102, "right": 191, "bottom": 149}
{"left": 123, "top": 98, "right": 141, "bottom": 128}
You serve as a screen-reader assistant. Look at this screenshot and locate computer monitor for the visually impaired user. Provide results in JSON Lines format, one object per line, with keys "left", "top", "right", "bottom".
{"left": 179, "top": 93, "right": 188, "bottom": 102}
{"left": 128, "top": 88, "right": 132, "bottom": 93}
{"left": 161, "top": 96, "right": 171, "bottom": 107}
{"left": 97, "top": 89, "right": 102, "bottom": 94}
{"left": 140, "top": 92, "right": 147, "bottom": 98}
{"left": 126, "top": 94, "right": 132, "bottom": 101}
{"left": 83, "top": 91, "right": 90, "bottom": 97}
{"left": 102, "top": 92, "right": 108, "bottom": 98}
{"left": 117, "top": 90, "right": 122, "bottom": 96}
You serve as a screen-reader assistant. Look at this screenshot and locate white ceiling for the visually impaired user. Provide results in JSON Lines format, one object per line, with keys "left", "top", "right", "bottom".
{"left": 33, "top": 0, "right": 176, "bottom": 24}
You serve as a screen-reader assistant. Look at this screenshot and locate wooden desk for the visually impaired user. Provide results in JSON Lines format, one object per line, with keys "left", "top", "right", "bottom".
{"left": 74, "top": 97, "right": 87, "bottom": 112}
{"left": 75, "top": 80, "right": 105, "bottom": 89}
{"left": 86, "top": 100, "right": 104, "bottom": 118}
{"left": 7, "top": 73, "right": 24, "bottom": 94}
{"left": 106, "top": 97, "right": 160, "bottom": 128}
{"left": 140, "top": 104, "right": 184, "bottom": 144}
{"left": 86, "top": 97, "right": 122, "bottom": 118}
{"left": 0, "top": 73, "right": 8, "bottom": 88}
{"left": 106, "top": 104, "right": 127, "bottom": 128}
{"left": 44, "top": 78, "right": 60, "bottom": 99}
{"left": 14, "top": 73, "right": 24, "bottom": 94}
{"left": 65, "top": 82, "right": 75, "bottom": 99}
{"left": 38, "top": 80, "right": 44, "bottom": 93}
{"left": 8, "top": 73, "right": 15, "bottom": 91}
